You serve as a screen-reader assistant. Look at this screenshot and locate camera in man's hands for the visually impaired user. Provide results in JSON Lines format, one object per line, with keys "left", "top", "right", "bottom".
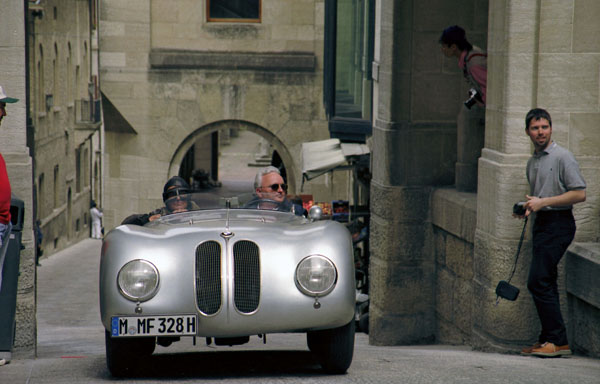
{"left": 464, "top": 88, "right": 483, "bottom": 109}
{"left": 513, "top": 202, "right": 527, "bottom": 216}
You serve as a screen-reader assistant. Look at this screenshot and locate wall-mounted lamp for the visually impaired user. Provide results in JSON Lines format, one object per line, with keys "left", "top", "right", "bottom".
{"left": 45, "top": 94, "right": 53, "bottom": 110}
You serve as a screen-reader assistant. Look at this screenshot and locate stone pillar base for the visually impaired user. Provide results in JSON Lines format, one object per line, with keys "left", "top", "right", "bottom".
{"left": 368, "top": 182, "right": 435, "bottom": 345}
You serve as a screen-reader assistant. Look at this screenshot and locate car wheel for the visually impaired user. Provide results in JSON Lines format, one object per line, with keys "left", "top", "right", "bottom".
{"left": 105, "top": 330, "right": 156, "bottom": 377}
{"left": 306, "top": 320, "right": 355, "bottom": 374}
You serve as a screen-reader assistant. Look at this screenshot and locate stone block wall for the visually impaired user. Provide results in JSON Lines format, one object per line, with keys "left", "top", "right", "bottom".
{"left": 431, "top": 185, "right": 600, "bottom": 355}
{"left": 566, "top": 243, "right": 600, "bottom": 358}
{"left": 432, "top": 189, "right": 599, "bottom": 357}
{"left": 369, "top": 183, "right": 435, "bottom": 345}
{"left": 99, "top": 0, "right": 345, "bottom": 230}
{"left": 431, "top": 188, "right": 476, "bottom": 345}
{"left": 151, "top": 0, "right": 321, "bottom": 56}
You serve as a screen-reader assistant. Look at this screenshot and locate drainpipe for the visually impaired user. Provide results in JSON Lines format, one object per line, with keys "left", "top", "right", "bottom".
{"left": 25, "top": 1, "right": 35, "bottom": 218}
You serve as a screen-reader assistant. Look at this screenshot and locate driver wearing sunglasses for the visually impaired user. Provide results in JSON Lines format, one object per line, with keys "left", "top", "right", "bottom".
{"left": 249, "top": 166, "right": 305, "bottom": 216}
{"left": 255, "top": 166, "right": 287, "bottom": 203}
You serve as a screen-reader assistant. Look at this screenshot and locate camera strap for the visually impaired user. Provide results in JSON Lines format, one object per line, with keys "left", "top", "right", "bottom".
{"left": 495, "top": 217, "right": 528, "bottom": 305}
{"left": 506, "top": 216, "right": 528, "bottom": 283}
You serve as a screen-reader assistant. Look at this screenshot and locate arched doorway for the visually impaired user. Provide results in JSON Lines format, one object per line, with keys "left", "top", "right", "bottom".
{"left": 168, "top": 120, "right": 297, "bottom": 194}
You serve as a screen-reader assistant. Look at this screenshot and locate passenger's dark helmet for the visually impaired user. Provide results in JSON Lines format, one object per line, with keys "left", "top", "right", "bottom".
{"left": 162, "top": 176, "right": 191, "bottom": 202}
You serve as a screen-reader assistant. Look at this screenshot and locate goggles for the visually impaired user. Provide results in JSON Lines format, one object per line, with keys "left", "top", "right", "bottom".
{"left": 163, "top": 188, "right": 191, "bottom": 202}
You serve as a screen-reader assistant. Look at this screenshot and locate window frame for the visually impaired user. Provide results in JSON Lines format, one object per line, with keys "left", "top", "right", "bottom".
{"left": 323, "top": 0, "right": 375, "bottom": 143}
{"left": 206, "top": 0, "right": 262, "bottom": 23}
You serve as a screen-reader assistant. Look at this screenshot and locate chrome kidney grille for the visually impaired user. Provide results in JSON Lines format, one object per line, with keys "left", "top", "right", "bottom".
{"left": 195, "top": 241, "right": 222, "bottom": 315}
{"left": 233, "top": 240, "right": 261, "bottom": 313}
{"left": 195, "top": 240, "right": 261, "bottom": 315}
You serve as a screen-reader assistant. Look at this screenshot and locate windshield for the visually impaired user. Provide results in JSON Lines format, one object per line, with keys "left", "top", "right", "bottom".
{"left": 162, "top": 192, "right": 298, "bottom": 215}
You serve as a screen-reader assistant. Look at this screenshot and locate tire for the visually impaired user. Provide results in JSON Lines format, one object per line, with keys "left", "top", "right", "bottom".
{"left": 306, "top": 320, "right": 355, "bottom": 374}
{"left": 105, "top": 330, "right": 155, "bottom": 377}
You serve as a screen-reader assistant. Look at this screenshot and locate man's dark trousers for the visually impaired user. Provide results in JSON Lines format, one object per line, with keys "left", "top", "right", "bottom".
{"left": 527, "top": 210, "right": 575, "bottom": 346}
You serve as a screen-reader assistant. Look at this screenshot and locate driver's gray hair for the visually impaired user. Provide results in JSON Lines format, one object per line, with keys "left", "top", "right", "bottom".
{"left": 254, "top": 166, "right": 281, "bottom": 189}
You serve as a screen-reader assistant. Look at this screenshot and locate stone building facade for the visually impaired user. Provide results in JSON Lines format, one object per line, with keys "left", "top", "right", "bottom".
{"left": 370, "top": 0, "right": 600, "bottom": 357}
{"left": 99, "top": 0, "right": 350, "bottom": 229}
{"left": 0, "top": 2, "right": 34, "bottom": 358}
{"left": 1, "top": 0, "right": 103, "bottom": 357}
{"left": 29, "top": 0, "right": 103, "bottom": 258}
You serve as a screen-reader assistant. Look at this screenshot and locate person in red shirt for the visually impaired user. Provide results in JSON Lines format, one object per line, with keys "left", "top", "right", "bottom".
{"left": 0, "top": 85, "right": 19, "bottom": 297}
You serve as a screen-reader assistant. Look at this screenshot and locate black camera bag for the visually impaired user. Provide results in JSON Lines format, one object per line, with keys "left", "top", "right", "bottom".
{"left": 495, "top": 280, "right": 520, "bottom": 301}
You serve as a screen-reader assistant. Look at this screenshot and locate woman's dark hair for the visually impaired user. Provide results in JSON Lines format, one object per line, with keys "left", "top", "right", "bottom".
{"left": 439, "top": 25, "right": 473, "bottom": 51}
{"left": 525, "top": 108, "right": 552, "bottom": 129}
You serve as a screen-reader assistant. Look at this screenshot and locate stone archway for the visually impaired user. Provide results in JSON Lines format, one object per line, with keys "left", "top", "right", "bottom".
{"left": 167, "top": 119, "right": 298, "bottom": 193}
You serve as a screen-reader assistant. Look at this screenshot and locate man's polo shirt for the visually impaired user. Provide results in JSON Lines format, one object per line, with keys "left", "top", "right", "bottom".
{"left": 526, "top": 142, "right": 586, "bottom": 211}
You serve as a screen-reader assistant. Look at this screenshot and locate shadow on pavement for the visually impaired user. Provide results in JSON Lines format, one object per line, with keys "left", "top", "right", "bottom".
{"left": 102, "top": 349, "right": 329, "bottom": 379}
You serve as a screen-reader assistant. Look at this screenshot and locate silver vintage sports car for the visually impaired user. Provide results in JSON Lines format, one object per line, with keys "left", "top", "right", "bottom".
{"left": 99, "top": 192, "right": 356, "bottom": 376}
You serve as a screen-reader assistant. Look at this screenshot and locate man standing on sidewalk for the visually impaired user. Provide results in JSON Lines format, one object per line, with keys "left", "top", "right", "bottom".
{"left": 517, "top": 108, "right": 586, "bottom": 357}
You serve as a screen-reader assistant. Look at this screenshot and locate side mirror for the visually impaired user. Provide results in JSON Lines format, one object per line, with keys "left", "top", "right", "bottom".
{"left": 308, "top": 205, "right": 323, "bottom": 221}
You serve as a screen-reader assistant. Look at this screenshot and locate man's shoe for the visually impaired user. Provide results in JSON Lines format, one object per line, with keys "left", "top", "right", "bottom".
{"left": 531, "top": 342, "right": 572, "bottom": 357}
{"left": 521, "top": 342, "right": 543, "bottom": 355}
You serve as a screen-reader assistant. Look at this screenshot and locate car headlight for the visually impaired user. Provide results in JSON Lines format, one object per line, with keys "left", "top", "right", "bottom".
{"left": 295, "top": 255, "right": 337, "bottom": 297}
{"left": 117, "top": 259, "right": 159, "bottom": 302}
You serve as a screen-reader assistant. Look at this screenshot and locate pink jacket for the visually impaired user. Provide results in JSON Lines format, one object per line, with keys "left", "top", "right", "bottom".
{"left": 459, "top": 47, "right": 487, "bottom": 104}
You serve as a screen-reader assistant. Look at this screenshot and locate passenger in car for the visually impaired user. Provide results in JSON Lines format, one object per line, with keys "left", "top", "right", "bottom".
{"left": 121, "top": 176, "right": 192, "bottom": 225}
{"left": 159, "top": 176, "right": 193, "bottom": 215}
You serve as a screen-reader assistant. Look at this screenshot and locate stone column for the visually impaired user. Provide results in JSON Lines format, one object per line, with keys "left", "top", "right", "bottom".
{"left": 473, "top": 0, "right": 600, "bottom": 351}
{"left": 472, "top": 0, "right": 541, "bottom": 352}
{"left": 369, "top": 0, "right": 436, "bottom": 345}
{"left": 0, "top": 2, "right": 35, "bottom": 358}
{"left": 455, "top": 105, "right": 485, "bottom": 192}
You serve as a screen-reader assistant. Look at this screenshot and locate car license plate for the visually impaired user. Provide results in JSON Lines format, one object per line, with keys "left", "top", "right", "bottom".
{"left": 111, "top": 315, "right": 197, "bottom": 337}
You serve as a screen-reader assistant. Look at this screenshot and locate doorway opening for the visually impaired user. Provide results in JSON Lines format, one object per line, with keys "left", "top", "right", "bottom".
{"left": 176, "top": 123, "right": 291, "bottom": 197}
